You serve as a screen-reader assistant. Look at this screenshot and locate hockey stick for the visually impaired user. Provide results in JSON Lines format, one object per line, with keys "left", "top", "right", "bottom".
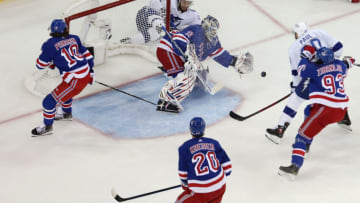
{"left": 95, "top": 81, "right": 156, "bottom": 106}
{"left": 230, "top": 93, "right": 292, "bottom": 121}
{"left": 161, "top": 27, "right": 217, "bottom": 95}
{"left": 111, "top": 185, "right": 181, "bottom": 202}
{"left": 354, "top": 63, "right": 360, "bottom": 67}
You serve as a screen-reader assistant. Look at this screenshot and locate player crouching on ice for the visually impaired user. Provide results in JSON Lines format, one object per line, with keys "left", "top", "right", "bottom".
{"left": 31, "top": 19, "right": 95, "bottom": 136}
{"left": 176, "top": 117, "right": 232, "bottom": 203}
{"left": 156, "top": 15, "right": 254, "bottom": 113}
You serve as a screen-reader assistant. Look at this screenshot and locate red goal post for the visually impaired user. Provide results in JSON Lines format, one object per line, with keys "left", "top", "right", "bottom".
{"left": 65, "top": 0, "right": 171, "bottom": 32}
{"left": 62, "top": 0, "right": 172, "bottom": 65}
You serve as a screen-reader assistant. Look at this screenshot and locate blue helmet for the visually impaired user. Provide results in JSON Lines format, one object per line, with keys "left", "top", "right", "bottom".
{"left": 50, "top": 19, "right": 67, "bottom": 34}
{"left": 190, "top": 117, "right": 206, "bottom": 137}
{"left": 317, "top": 47, "right": 334, "bottom": 64}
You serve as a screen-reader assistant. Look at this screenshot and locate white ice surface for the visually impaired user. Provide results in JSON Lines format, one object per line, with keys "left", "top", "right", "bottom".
{"left": 0, "top": 0, "right": 360, "bottom": 203}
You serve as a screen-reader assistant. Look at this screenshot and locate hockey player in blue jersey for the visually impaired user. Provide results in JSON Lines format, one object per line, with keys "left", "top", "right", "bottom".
{"left": 265, "top": 22, "right": 352, "bottom": 144}
{"left": 278, "top": 47, "right": 351, "bottom": 180}
{"left": 31, "top": 19, "right": 95, "bottom": 136}
{"left": 156, "top": 15, "right": 254, "bottom": 113}
{"left": 176, "top": 117, "right": 232, "bottom": 203}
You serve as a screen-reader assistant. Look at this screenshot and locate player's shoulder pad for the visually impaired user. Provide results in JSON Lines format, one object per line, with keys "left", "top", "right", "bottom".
{"left": 181, "top": 24, "right": 201, "bottom": 37}
{"left": 187, "top": 8, "right": 198, "bottom": 13}
{"left": 41, "top": 38, "right": 54, "bottom": 51}
{"left": 335, "top": 59, "right": 348, "bottom": 68}
{"left": 311, "top": 29, "right": 329, "bottom": 36}
{"left": 69, "top": 34, "right": 81, "bottom": 41}
{"left": 178, "top": 139, "right": 192, "bottom": 150}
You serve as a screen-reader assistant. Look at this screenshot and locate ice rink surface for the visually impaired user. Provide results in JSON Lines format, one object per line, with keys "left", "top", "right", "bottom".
{"left": 0, "top": 0, "right": 360, "bottom": 202}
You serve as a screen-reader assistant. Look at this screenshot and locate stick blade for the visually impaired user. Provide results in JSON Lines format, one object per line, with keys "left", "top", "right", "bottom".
{"left": 229, "top": 111, "right": 246, "bottom": 121}
{"left": 111, "top": 188, "right": 126, "bottom": 202}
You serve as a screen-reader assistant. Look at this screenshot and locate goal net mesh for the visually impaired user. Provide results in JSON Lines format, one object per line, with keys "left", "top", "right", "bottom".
{"left": 25, "top": 0, "right": 170, "bottom": 97}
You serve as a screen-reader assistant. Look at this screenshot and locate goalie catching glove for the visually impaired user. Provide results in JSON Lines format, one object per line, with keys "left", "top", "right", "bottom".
{"left": 231, "top": 51, "right": 254, "bottom": 75}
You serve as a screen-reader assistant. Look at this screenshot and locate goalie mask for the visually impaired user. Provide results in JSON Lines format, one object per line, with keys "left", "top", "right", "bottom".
{"left": 201, "top": 15, "right": 220, "bottom": 45}
{"left": 292, "top": 22, "right": 309, "bottom": 39}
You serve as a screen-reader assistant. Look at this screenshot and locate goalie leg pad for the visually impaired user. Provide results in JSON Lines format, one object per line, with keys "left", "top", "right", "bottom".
{"left": 158, "top": 72, "right": 196, "bottom": 112}
{"left": 168, "top": 72, "right": 196, "bottom": 102}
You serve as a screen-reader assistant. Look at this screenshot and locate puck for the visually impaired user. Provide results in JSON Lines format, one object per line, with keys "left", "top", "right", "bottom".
{"left": 261, "top": 71, "right": 266, "bottom": 77}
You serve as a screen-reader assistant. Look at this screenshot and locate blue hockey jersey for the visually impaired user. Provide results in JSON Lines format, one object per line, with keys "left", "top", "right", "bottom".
{"left": 36, "top": 34, "right": 94, "bottom": 83}
{"left": 178, "top": 137, "right": 232, "bottom": 193}
{"left": 158, "top": 24, "right": 234, "bottom": 68}
{"left": 297, "top": 58, "right": 349, "bottom": 109}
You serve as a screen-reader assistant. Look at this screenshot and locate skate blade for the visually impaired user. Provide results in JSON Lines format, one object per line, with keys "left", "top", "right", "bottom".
{"left": 278, "top": 169, "right": 296, "bottom": 181}
{"left": 54, "top": 118, "right": 72, "bottom": 121}
{"left": 337, "top": 123, "right": 352, "bottom": 131}
{"left": 265, "top": 133, "right": 281, "bottom": 144}
{"left": 31, "top": 131, "right": 53, "bottom": 137}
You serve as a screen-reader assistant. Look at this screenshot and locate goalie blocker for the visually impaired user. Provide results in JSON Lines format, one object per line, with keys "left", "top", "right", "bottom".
{"left": 156, "top": 15, "right": 254, "bottom": 113}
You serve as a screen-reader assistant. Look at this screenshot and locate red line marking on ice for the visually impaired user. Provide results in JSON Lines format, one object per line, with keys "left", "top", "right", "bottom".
{"left": 0, "top": 72, "right": 162, "bottom": 126}
{"left": 231, "top": 1, "right": 360, "bottom": 51}
{"left": 1, "top": 5, "right": 360, "bottom": 127}
{"left": 248, "top": 0, "right": 290, "bottom": 33}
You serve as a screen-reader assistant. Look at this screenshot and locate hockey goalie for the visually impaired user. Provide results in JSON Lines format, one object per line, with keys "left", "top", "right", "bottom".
{"left": 155, "top": 15, "right": 254, "bottom": 113}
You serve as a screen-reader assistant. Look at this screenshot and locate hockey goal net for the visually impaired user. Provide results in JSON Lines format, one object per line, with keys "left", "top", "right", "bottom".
{"left": 25, "top": 0, "right": 171, "bottom": 97}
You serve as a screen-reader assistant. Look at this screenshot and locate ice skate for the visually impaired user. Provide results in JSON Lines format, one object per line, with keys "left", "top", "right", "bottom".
{"left": 157, "top": 66, "right": 166, "bottom": 73}
{"left": 337, "top": 111, "right": 352, "bottom": 131}
{"left": 54, "top": 112, "right": 72, "bottom": 121}
{"left": 278, "top": 164, "right": 299, "bottom": 181}
{"left": 156, "top": 99, "right": 182, "bottom": 113}
{"left": 265, "top": 122, "right": 290, "bottom": 144}
{"left": 54, "top": 107, "right": 72, "bottom": 121}
{"left": 31, "top": 123, "right": 53, "bottom": 137}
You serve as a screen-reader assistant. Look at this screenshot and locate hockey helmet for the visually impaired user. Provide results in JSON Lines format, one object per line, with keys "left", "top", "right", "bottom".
{"left": 50, "top": 19, "right": 68, "bottom": 34}
{"left": 201, "top": 15, "right": 220, "bottom": 45}
{"left": 317, "top": 47, "right": 334, "bottom": 64}
{"left": 190, "top": 117, "right": 206, "bottom": 137}
{"left": 292, "top": 22, "right": 309, "bottom": 38}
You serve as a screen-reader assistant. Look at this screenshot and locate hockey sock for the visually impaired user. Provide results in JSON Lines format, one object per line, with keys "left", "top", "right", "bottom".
{"left": 278, "top": 106, "right": 297, "bottom": 126}
{"left": 42, "top": 94, "right": 57, "bottom": 126}
{"left": 291, "top": 134, "right": 312, "bottom": 168}
{"left": 61, "top": 99, "right": 72, "bottom": 114}
{"left": 278, "top": 94, "right": 305, "bottom": 126}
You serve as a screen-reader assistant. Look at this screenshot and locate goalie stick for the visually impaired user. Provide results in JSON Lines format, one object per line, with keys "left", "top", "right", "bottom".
{"left": 230, "top": 93, "right": 292, "bottom": 121}
{"left": 161, "top": 26, "right": 220, "bottom": 95}
{"left": 95, "top": 81, "right": 156, "bottom": 106}
{"left": 111, "top": 185, "right": 181, "bottom": 202}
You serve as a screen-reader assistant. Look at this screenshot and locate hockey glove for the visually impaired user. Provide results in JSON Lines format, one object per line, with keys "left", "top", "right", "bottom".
{"left": 89, "top": 69, "right": 95, "bottom": 85}
{"left": 231, "top": 52, "right": 254, "bottom": 75}
{"left": 290, "top": 81, "right": 297, "bottom": 92}
{"left": 301, "top": 45, "right": 316, "bottom": 61}
{"left": 184, "top": 60, "right": 197, "bottom": 75}
{"left": 49, "top": 61, "right": 55, "bottom": 69}
{"left": 343, "top": 56, "right": 355, "bottom": 69}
